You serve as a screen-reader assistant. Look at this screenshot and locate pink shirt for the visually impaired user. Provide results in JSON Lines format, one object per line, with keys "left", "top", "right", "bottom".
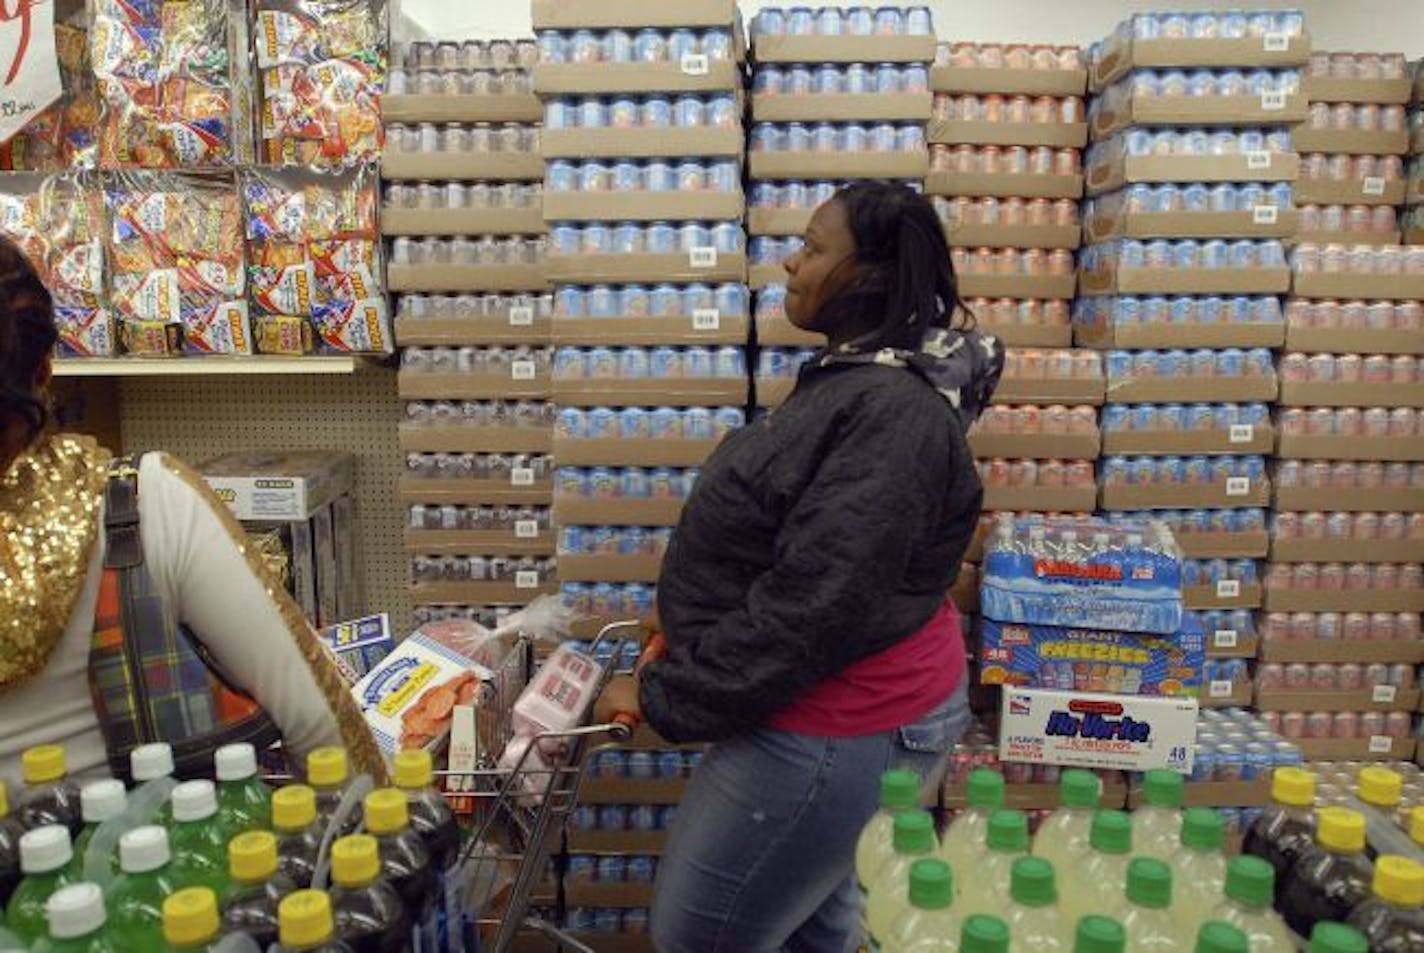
{"left": 768, "top": 601, "right": 966, "bottom": 737}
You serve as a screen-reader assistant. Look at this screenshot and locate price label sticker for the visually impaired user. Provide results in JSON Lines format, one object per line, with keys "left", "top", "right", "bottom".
{"left": 1245, "top": 150, "right": 1272, "bottom": 170}
{"left": 1213, "top": 629, "right": 1239, "bottom": 649}
{"left": 1209, "top": 679, "right": 1235, "bottom": 699}
{"left": 508, "top": 305, "right": 534, "bottom": 327}
{"left": 1252, "top": 205, "right": 1279, "bottom": 225}
{"left": 1260, "top": 90, "right": 1287, "bottom": 111}
{"left": 1369, "top": 735, "right": 1393, "bottom": 754}
{"left": 515, "top": 570, "right": 540, "bottom": 590}
{"left": 514, "top": 520, "right": 539, "bottom": 539}
{"left": 511, "top": 360, "right": 537, "bottom": 381}
{"left": 1262, "top": 32, "right": 1290, "bottom": 52}
{"left": 510, "top": 467, "right": 535, "bottom": 486}
{"left": 1362, "top": 176, "right": 1387, "bottom": 196}
{"left": 689, "top": 246, "right": 719, "bottom": 269}
{"left": 1228, "top": 424, "right": 1255, "bottom": 444}
{"left": 681, "top": 53, "right": 710, "bottom": 76}
{"left": 1372, "top": 685, "right": 1398, "bottom": 704}
{"left": 692, "top": 308, "right": 721, "bottom": 331}
{"left": 1226, "top": 477, "right": 1251, "bottom": 497}
{"left": 1217, "top": 580, "right": 1242, "bottom": 599}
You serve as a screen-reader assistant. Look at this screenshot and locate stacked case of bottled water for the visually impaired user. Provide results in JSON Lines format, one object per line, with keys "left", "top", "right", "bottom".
{"left": 1407, "top": 65, "right": 1424, "bottom": 242}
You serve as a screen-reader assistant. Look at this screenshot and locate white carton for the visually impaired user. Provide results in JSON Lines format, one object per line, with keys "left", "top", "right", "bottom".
{"left": 999, "top": 687, "right": 1198, "bottom": 774}
{"left": 352, "top": 633, "right": 493, "bottom": 756}
{"left": 200, "top": 451, "right": 356, "bottom": 522}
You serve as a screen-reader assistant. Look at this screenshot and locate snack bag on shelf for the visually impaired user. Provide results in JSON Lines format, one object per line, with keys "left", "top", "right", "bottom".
{"left": 2, "top": 17, "right": 102, "bottom": 172}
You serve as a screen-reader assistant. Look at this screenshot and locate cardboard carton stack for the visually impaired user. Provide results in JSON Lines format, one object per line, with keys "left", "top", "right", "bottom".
{"left": 1405, "top": 62, "right": 1424, "bottom": 244}
{"left": 385, "top": 41, "right": 561, "bottom": 625}
{"left": 534, "top": 0, "right": 749, "bottom": 639}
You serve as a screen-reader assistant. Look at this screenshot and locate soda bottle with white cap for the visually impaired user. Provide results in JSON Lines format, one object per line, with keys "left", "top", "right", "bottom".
{"left": 131, "top": 743, "right": 177, "bottom": 825}
{"left": 1207, "top": 856, "right": 1294, "bottom": 953}
{"left": 170, "top": 781, "right": 232, "bottom": 894}
{"left": 271, "top": 787, "right": 323, "bottom": 889}
{"left": 72, "top": 781, "right": 127, "bottom": 877}
{"left": 18, "top": 745, "right": 82, "bottom": 835}
{"left": 163, "top": 886, "right": 227, "bottom": 952}
{"left": 44, "top": 882, "right": 118, "bottom": 953}
{"left": 5, "top": 825, "right": 79, "bottom": 945}
{"left": 274, "top": 890, "right": 356, "bottom": 952}
{"left": 108, "top": 826, "right": 181, "bottom": 951}
{"left": 1279, "top": 807, "right": 1375, "bottom": 936}
{"left": 222, "top": 831, "right": 297, "bottom": 950}
{"left": 214, "top": 744, "right": 272, "bottom": 836}
{"left": 1345, "top": 855, "right": 1424, "bottom": 953}
{"left": 1171, "top": 808, "right": 1229, "bottom": 933}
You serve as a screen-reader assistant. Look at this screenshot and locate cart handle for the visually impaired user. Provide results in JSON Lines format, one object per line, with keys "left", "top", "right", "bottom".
{"left": 612, "top": 632, "right": 667, "bottom": 730}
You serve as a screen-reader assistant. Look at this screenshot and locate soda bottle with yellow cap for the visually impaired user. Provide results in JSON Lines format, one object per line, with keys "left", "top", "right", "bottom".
{"left": 43, "top": 882, "right": 118, "bottom": 953}
{"left": 222, "top": 830, "right": 297, "bottom": 949}
{"left": 274, "top": 890, "right": 355, "bottom": 952}
{"left": 163, "top": 887, "right": 226, "bottom": 952}
{"left": 1242, "top": 765, "right": 1317, "bottom": 900}
{"left": 1345, "top": 854, "right": 1424, "bottom": 952}
{"left": 327, "top": 835, "right": 410, "bottom": 953}
{"left": 271, "top": 787, "right": 324, "bottom": 889}
{"left": 0, "top": 783, "right": 24, "bottom": 909}
{"left": 362, "top": 790, "right": 434, "bottom": 916}
{"left": 1279, "top": 807, "right": 1375, "bottom": 936}
{"left": 6, "top": 825, "right": 79, "bottom": 945}
{"left": 18, "top": 745, "right": 82, "bottom": 835}
{"left": 306, "top": 749, "right": 358, "bottom": 838}
{"left": 214, "top": 744, "right": 273, "bottom": 836}
{"left": 1343, "top": 767, "right": 1424, "bottom": 863}
{"left": 390, "top": 751, "right": 458, "bottom": 871}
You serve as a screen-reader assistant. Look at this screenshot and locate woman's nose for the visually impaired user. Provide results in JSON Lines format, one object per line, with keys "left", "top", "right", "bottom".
{"left": 783, "top": 250, "right": 801, "bottom": 275}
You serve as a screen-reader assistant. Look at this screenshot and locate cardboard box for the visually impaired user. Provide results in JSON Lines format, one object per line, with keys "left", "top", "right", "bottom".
{"left": 1079, "top": 264, "right": 1292, "bottom": 297}
{"left": 748, "top": 207, "right": 813, "bottom": 237}
{"left": 751, "top": 92, "right": 931, "bottom": 123}
{"left": 1177, "top": 530, "right": 1270, "bottom": 560}
{"left": 533, "top": 60, "right": 743, "bottom": 95}
{"left": 748, "top": 150, "right": 928, "bottom": 180}
{"left": 1295, "top": 177, "right": 1406, "bottom": 206}
{"left": 1102, "top": 424, "right": 1275, "bottom": 456}
{"left": 1306, "top": 74, "right": 1415, "bottom": 104}
{"left": 968, "top": 432, "right": 1101, "bottom": 460}
{"left": 381, "top": 94, "right": 542, "bottom": 124}
{"left": 403, "top": 529, "right": 554, "bottom": 558}
{"left": 932, "top": 65, "right": 1086, "bottom": 96}
{"left": 1276, "top": 434, "right": 1424, "bottom": 462}
{"left": 1126, "top": 777, "right": 1273, "bottom": 809}
{"left": 998, "top": 688, "right": 1199, "bottom": 774}
{"left": 552, "top": 314, "right": 750, "bottom": 347}
{"left": 380, "top": 150, "right": 544, "bottom": 182}
{"left": 944, "top": 222, "right": 1081, "bottom": 250}
{"left": 1200, "top": 678, "right": 1253, "bottom": 708}
{"left": 1262, "top": 589, "right": 1424, "bottom": 614}
{"left": 1296, "top": 229, "right": 1401, "bottom": 247}
{"left": 977, "top": 323, "right": 1073, "bottom": 348}
{"left": 1256, "top": 687, "right": 1423, "bottom": 713}
{"left": 387, "top": 264, "right": 548, "bottom": 293}
{"left": 381, "top": 207, "right": 546, "bottom": 238}
{"left": 544, "top": 190, "right": 745, "bottom": 223}
{"left": 1091, "top": 34, "right": 1312, "bottom": 90}
{"left": 288, "top": 518, "right": 317, "bottom": 622}
{"left": 551, "top": 377, "right": 747, "bottom": 406}
{"left": 398, "top": 370, "right": 551, "bottom": 401}
{"left": 565, "top": 882, "right": 656, "bottom": 909}
{"left": 928, "top": 119, "right": 1088, "bottom": 148}
{"left": 753, "top": 34, "right": 936, "bottom": 64}
{"left": 543, "top": 126, "right": 744, "bottom": 159}
{"left": 925, "top": 169, "right": 1083, "bottom": 200}
{"left": 991, "top": 375, "right": 1105, "bottom": 405}
{"left": 1105, "top": 376, "right": 1278, "bottom": 404}
{"left": 398, "top": 425, "right": 554, "bottom": 455}
{"left": 1206, "top": 629, "right": 1259, "bottom": 660}
{"left": 979, "top": 619, "right": 1205, "bottom": 696}
{"left": 942, "top": 777, "right": 1128, "bottom": 811}
{"left": 577, "top": 773, "right": 688, "bottom": 805}
{"left": 200, "top": 451, "right": 355, "bottom": 522}
{"left": 1274, "top": 486, "right": 1424, "bottom": 513}
{"left": 982, "top": 485, "right": 1098, "bottom": 512}
{"left": 409, "top": 580, "right": 560, "bottom": 604}
{"left": 1284, "top": 326, "right": 1424, "bottom": 356}
{"left": 1091, "top": 92, "right": 1308, "bottom": 140}
{"left": 1099, "top": 478, "right": 1272, "bottom": 511}
{"left": 1291, "top": 127, "right": 1409, "bottom": 156}
{"left": 1278, "top": 381, "right": 1424, "bottom": 410}
{"left": 756, "top": 314, "right": 822, "bottom": 347}
{"left": 566, "top": 830, "right": 668, "bottom": 854}
{"left": 1076, "top": 321, "right": 1284, "bottom": 350}
{"left": 555, "top": 497, "right": 685, "bottom": 527}
{"left": 1084, "top": 208, "right": 1298, "bottom": 242}
{"left": 319, "top": 614, "right": 395, "bottom": 683}
{"left": 544, "top": 251, "right": 747, "bottom": 285}
{"left": 959, "top": 273, "right": 1078, "bottom": 299}
{"left": 755, "top": 377, "right": 796, "bottom": 408}
{"left": 397, "top": 474, "right": 553, "bottom": 507}
{"left": 532, "top": 0, "right": 736, "bottom": 28}
{"left": 552, "top": 437, "right": 722, "bottom": 467}
{"left": 1184, "top": 581, "right": 1262, "bottom": 611}
{"left": 352, "top": 633, "right": 496, "bottom": 755}
{"left": 1269, "top": 538, "right": 1424, "bottom": 564}
{"left": 553, "top": 555, "right": 663, "bottom": 583}
{"left": 563, "top": 935, "right": 652, "bottom": 953}
{"left": 395, "top": 315, "right": 553, "bottom": 348}
{"left": 1086, "top": 153, "right": 1299, "bottom": 196}
{"left": 331, "top": 494, "right": 363, "bottom": 620}
{"left": 1290, "top": 272, "right": 1424, "bottom": 301}
{"left": 1298, "top": 737, "right": 1417, "bottom": 762}
{"left": 749, "top": 263, "right": 784, "bottom": 290}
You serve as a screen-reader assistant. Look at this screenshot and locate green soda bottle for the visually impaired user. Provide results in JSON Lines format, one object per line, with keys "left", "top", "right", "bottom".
{"left": 109, "top": 826, "right": 181, "bottom": 952}
{"left": 130, "top": 744, "right": 176, "bottom": 826}
{"left": 959, "top": 914, "right": 1011, "bottom": 953}
{"left": 163, "top": 887, "right": 225, "bottom": 952}
{"left": 43, "top": 883, "right": 117, "bottom": 953}
{"left": 6, "top": 825, "right": 79, "bottom": 945}
{"left": 214, "top": 744, "right": 272, "bottom": 835}
{"left": 72, "top": 780, "right": 127, "bottom": 878}
{"left": 169, "top": 781, "right": 232, "bottom": 895}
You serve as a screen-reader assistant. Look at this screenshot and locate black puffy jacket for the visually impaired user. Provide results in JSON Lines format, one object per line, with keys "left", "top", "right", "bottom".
{"left": 640, "top": 330, "right": 1002, "bottom": 743}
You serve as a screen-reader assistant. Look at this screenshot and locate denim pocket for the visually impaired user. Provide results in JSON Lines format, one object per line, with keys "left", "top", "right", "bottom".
{"left": 896, "top": 683, "right": 971, "bottom": 754}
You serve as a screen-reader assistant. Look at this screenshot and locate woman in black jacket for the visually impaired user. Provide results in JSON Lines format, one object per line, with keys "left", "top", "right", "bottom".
{"left": 595, "top": 181, "right": 1003, "bottom": 952}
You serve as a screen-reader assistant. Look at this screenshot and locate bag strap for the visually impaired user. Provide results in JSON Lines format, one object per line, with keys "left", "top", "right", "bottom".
{"left": 104, "top": 454, "right": 146, "bottom": 570}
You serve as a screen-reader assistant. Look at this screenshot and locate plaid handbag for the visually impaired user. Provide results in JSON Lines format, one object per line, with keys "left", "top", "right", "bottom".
{"left": 87, "top": 454, "right": 281, "bottom": 781}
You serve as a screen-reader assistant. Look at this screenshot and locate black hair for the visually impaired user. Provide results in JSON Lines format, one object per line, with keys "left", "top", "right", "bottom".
{"left": 0, "top": 235, "right": 57, "bottom": 447}
{"left": 815, "top": 180, "right": 972, "bottom": 351}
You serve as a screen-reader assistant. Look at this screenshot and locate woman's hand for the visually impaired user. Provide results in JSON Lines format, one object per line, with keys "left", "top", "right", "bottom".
{"left": 594, "top": 674, "right": 642, "bottom": 726}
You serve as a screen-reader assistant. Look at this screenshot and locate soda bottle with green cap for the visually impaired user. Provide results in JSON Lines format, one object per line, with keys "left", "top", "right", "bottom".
{"left": 6, "top": 825, "right": 79, "bottom": 945}
{"left": 1242, "top": 766, "right": 1316, "bottom": 898}
{"left": 327, "top": 835, "right": 409, "bottom": 953}
{"left": 18, "top": 745, "right": 82, "bottom": 835}
{"left": 887, "top": 858, "right": 955, "bottom": 953}
{"left": 1063, "top": 810, "right": 1134, "bottom": 923}
{"left": 214, "top": 744, "right": 273, "bottom": 836}
{"left": 1345, "top": 854, "right": 1424, "bottom": 953}
{"left": 1172, "top": 807, "right": 1228, "bottom": 933}
{"left": 1134, "top": 770, "right": 1185, "bottom": 861}
{"left": 390, "top": 751, "right": 458, "bottom": 872}
{"left": 1, "top": 783, "right": 26, "bottom": 909}
{"left": 866, "top": 809, "right": 937, "bottom": 949}
{"left": 361, "top": 790, "right": 434, "bottom": 918}
{"left": 1308, "top": 922, "right": 1368, "bottom": 953}
{"left": 72, "top": 781, "right": 127, "bottom": 878}
{"left": 1120, "top": 857, "right": 1183, "bottom": 953}
{"left": 1003, "top": 856, "right": 1067, "bottom": 953}
{"left": 43, "top": 883, "right": 118, "bottom": 953}
{"left": 306, "top": 749, "right": 357, "bottom": 838}
{"left": 958, "top": 914, "right": 1010, "bottom": 953}
{"left": 1193, "top": 921, "right": 1249, "bottom": 953}
{"left": 1034, "top": 769, "right": 1101, "bottom": 874}
{"left": 163, "top": 887, "right": 226, "bottom": 952}
{"left": 1279, "top": 807, "right": 1374, "bottom": 936}
{"left": 1075, "top": 916, "right": 1127, "bottom": 953}
{"left": 108, "top": 825, "right": 181, "bottom": 952}
{"left": 274, "top": 890, "right": 356, "bottom": 952}
{"left": 1207, "top": 855, "right": 1293, "bottom": 953}
{"left": 271, "top": 787, "right": 324, "bottom": 889}
{"left": 959, "top": 810, "right": 1029, "bottom": 920}
{"left": 170, "top": 781, "right": 232, "bottom": 895}
{"left": 857, "top": 770, "right": 922, "bottom": 899}
{"left": 222, "top": 830, "right": 296, "bottom": 951}
{"left": 940, "top": 769, "right": 1004, "bottom": 876}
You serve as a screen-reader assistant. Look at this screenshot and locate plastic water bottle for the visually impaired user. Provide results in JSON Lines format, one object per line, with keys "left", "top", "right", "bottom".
{"left": 170, "top": 782, "right": 232, "bottom": 895}
{"left": 222, "top": 831, "right": 296, "bottom": 950}
{"left": 1279, "top": 807, "right": 1374, "bottom": 935}
{"left": 18, "top": 745, "right": 82, "bottom": 835}
{"left": 1063, "top": 811, "right": 1134, "bottom": 923}
{"left": 72, "top": 781, "right": 127, "bottom": 877}
{"left": 131, "top": 744, "right": 177, "bottom": 826}
{"left": 866, "top": 810, "right": 938, "bottom": 949}
{"left": 1172, "top": 808, "right": 1228, "bottom": 933}
{"left": 1241, "top": 766, "right": 1316, "bottom": 900}
{"left": 958, "top": 810, "right": 1029, "bottom": 919}
{"left": 857, "top": 770, "right": 922, "bottom": 898}
{"left": 1193, "top": 921, "right": 1249, "bottom": 953}
{"left": 939, "top": 769, "right": 1004, "bottom": 876}
{"left": 164, "top": 886, "right": 225, "bottom": 951}
{"left": 1120, "top": 857, "right": 1184, "bottom": 953}
{"left": 306, "top": 749, "right": 357, "bottom": 837}
{"left": 327, "top": 835, "right": 409, "bottom": 953}
{"left": 957, "top": 914, "right": 1010, "bottom": 953}
{"left": 360, "top": 790, "right": 435, "bottom": 917}
{"left": 271, "top": 787, "right": 323, "bottom": 889}
{"left": 109, "top": 826, "right": 181, "bottom": 952}
{"left": 1075, "top": 916, "right": 1127, "bottom": 953}
{"left": 1306, "top": 922, "right": 1368, "bottom": 953}
{"left": 1208, "top": 856, "right": 1294, "bottom": 953}
{"left": 44, "top": 882, "right": 118, "bottom": 953}
{"left": 1033, "top": 769, "right": 1101, "bottom": 874}
{"left": 0, "top": 784, "right": 21, "bottom": 911}
{"left": 214, "top": 744, "right": 273, "bottom": 836}
{"left": 275, "top": 890, "right": 356, "bottom": 952}
{"left": 391, "top": 751, "right": 459, "bottom": 872}
{"left": 6, "top": 825, "right": 79, "bottom": 945}
{"left": 1004, "top": 856, "right": 1068, "bottom": 953}
{"left": 886, "top": 858, "right": 955, "bottom": 953}
{"left": 1344, "top": 855, "right": 1424, "bottom": 952}
{"left": 1133, "top": 771, "right": 1185, "bottom": 860}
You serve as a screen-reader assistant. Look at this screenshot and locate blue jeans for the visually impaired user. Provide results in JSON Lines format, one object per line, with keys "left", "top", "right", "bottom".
{"left": 650, "top": 683, "right": 971, "bottom": 953}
